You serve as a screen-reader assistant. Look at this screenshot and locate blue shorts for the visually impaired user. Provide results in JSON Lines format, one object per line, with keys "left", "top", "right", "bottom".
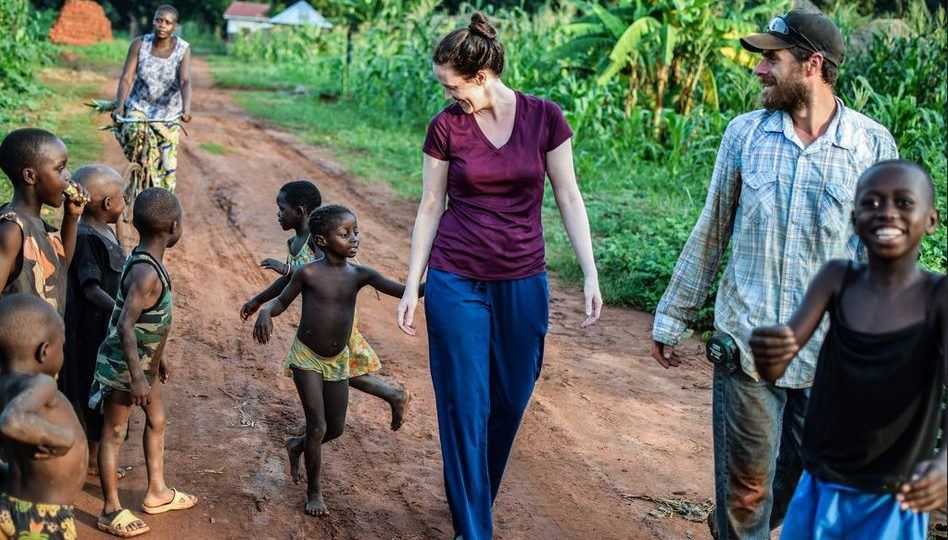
{"left": 781, "top": 471, "right": 929, "bottom": 540}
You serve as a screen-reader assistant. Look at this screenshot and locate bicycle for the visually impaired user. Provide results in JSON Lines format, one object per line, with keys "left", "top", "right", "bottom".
{"left": 89, "top": 100, "right": 185, "bottom": 222}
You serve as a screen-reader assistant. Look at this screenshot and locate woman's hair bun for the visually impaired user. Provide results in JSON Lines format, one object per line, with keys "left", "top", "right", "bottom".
{"left": 468, "top": 12, "right": 497, "bottom": 40}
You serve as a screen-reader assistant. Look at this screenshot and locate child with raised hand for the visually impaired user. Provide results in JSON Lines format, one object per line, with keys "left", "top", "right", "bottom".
{"left": 241, "top": 181, "right": 411, "bottom": 432}
{"left": 0, "top": 294, "right": 86, "bottom": 540}
{"left": 59, "top": 164, "right": 127, "bottom": 478}
{"left": 0, "top": 128, "right": 90, "bottom": 315}
{"left": 89, "top": 188, "right": 195, "bottom": 538}
{"left": 252, "top": 205, "right": 423, "bottom": 517}
{"left": 751, "top": 160, "right": 946, "bottom": 539}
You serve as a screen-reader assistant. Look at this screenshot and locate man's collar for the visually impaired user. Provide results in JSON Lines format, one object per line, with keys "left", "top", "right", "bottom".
{"left": 762, "top": 97, "right": 854, "bottom": 150}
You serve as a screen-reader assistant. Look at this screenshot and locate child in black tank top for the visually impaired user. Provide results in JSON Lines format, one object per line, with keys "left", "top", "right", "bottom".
{"left": 751, "top": 160, "right": 946, "bottom": 539}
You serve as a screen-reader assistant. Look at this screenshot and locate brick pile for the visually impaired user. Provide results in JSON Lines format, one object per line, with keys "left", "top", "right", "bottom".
{"left": 49, "top": 0, "right": 112, "bottom": 46}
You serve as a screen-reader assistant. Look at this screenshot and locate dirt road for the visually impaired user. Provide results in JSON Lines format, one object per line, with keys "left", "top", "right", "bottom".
{"left": 70, "top": 58, "right": 716, "bottom": 539}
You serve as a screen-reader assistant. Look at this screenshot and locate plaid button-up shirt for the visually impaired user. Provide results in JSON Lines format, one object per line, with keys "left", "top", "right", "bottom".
{"left": 652, "top": 99, "right": 897, "bottom": 388}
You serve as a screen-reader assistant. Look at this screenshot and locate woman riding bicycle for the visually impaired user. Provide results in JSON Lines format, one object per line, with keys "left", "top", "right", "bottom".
{"left": 112, "top": 4, "right": 192, "bottom": 193}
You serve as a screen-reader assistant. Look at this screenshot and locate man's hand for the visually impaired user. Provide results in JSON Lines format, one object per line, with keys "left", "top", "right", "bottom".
{"left": 181, "top": 112, "right": 192, "bottom": 123}
{"left": 650, "top": 340, "right": 681, "bottom": 368}
{"left": 897, "top": 455, "right": 947, "bottom": 513}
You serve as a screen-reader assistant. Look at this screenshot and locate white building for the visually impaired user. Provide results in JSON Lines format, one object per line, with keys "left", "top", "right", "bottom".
{"left": 223, "top": 2, "right": 271, "bottom": 39}
{"left": 223, "top": 1, "right": 332, "bottom": 39}
{"left": 270, "top": 1, "right": 333, "bottom": 29}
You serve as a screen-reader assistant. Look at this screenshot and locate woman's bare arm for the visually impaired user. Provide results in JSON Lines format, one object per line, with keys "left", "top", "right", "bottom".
{"left": 547, "top": 138, "right": 601, "bottom": 328}
{"left": 113, "top": 38, "right": 143, "bottom": 117}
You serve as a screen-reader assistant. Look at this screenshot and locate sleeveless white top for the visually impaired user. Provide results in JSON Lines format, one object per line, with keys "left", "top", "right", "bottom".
{"left": 125, "top": 34, "right": 189, "bottom": 119}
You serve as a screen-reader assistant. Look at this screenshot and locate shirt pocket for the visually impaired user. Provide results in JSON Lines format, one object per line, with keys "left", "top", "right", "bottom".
{"left": 739, "top": 171, "right": 778, "bottom": 226}
{"left": 818, "top": 179, "right": 856, "bottom": 237}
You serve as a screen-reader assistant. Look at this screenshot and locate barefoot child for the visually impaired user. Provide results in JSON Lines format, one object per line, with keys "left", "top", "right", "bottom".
{"left": 0, "top": 128, "right": 90, "bottom": 315}
{"left": 751, "top": 160, "right": 946, "bottom": 539}
{"left": 252, "top": 205, "right": 423, "bottom": 516}
{"left": 241, "top": 181, "right": 411, "bottom": 431}
{"left": 0, "top": 294, "right": 86, "bottom": 540}
{"left": 89, "top": 188, "right": 195, "bottom": 537}
{"left": 60, "top": 165, "right": 127, "bottom": 478}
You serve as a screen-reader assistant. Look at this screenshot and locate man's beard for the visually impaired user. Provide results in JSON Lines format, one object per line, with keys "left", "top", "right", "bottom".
{"left": 760, "top": 73, "right": 810, "bottom": 112}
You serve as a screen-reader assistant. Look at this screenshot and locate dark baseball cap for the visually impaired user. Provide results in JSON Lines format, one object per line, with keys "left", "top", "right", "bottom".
{"left": 740, "top": 10, "right": 845, "bottom": 66}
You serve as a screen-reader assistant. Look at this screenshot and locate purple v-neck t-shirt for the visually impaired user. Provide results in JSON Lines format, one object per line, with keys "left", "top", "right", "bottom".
{"left": 422, "top": 91, "right": 573, "bottom": 281}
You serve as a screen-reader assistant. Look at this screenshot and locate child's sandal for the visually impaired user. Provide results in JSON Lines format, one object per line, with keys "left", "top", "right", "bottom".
{"left": 141, "top": 487, "right": 198, "bottom": 515}
{"left": 97, "top": 509, "right": 150, "bottom": 538}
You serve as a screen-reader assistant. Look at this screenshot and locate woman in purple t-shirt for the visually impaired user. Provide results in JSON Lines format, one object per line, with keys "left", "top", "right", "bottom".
{"left": 395, "top": 13, "right": 601, "bottom": 540}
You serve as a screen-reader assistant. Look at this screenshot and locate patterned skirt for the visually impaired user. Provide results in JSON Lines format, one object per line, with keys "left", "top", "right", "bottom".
{"left": 114, "top": 110, "right": 179, "bottom": 193}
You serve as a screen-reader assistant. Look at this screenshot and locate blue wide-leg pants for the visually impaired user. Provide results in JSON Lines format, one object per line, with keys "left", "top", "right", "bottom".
{"left": 425, "top": 268, "right": 549, "bottom": 540}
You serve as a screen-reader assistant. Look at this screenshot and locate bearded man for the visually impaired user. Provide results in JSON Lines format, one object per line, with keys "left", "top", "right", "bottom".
{"left": 649, "top": 10, "right": 897, "bottom": 539}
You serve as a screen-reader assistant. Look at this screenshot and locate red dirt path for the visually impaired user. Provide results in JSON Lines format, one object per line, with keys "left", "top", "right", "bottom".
{"left": 71, "top": 58, "right": 717, "bottom": 539}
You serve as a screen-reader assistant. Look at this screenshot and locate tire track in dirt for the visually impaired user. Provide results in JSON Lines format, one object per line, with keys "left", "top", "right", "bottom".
{"left": 69, "top": 57, "right": 716, "bottom": 539}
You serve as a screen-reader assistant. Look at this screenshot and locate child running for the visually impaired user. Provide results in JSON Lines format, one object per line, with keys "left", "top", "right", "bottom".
{"left": 60, "top": 165, "right": 128, "bottom": 478}
{"left": 89, "top": 188, "right": 195, "bottom": 537}
{"left": 252, "top": 205, "right": 423, "bottom": 517}
{"left": 0, "top": 294, "right": 86, "bottom": 540}
{"left": 240, "top": 181, "right": 411, "bottom": 432}
{"left": 0, "top": 128, "right": 90, "bottom": 315}
{"left": 751, "top": 160, "right": 946, "bottom": 539}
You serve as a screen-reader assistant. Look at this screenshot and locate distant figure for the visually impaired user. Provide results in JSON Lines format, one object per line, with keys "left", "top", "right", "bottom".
{"left": 752, "top": 161, "right": 946, "bottom": 539}
{"left": 112, "top": 4, "right": 192, "bottom": 192}
{"left": 395, "top": 12, "right": 601, "bottom": 540}
{"left": 90, "top": 188, "right": 195, "bottom": 537}
{"left": 252, "top": 205, "right": 424, "bottom": 517}
{"left": 650, "top": 10, "right": 898, "bottom": 539}
{"left": 0, "top": 294, "right": 87, "bottom": 540}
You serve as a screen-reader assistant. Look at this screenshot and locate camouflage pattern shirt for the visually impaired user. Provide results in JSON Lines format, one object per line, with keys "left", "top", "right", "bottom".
{"left": 90, "top": 251, "right": 173, "bottom": 401}
{"left": 0, "top": 207, "right": 67, "bottom": 316}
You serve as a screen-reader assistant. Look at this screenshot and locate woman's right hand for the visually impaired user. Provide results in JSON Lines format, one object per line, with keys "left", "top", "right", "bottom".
{"left": 111, "top": 106, "right": 124, "bottom": 122}
{"left": 396, "top": 291, "right": 418, "bottom": 336}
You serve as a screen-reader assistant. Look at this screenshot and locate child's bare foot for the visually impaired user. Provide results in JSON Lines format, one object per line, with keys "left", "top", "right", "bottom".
{"left": 390, "top": 389, "right": 411, "bottom": 431}
{"left": 285, "top": 436, "right": 304, "bottom": 484}
{"left": 304, "top": 491, "right": 328, "bottom": 517}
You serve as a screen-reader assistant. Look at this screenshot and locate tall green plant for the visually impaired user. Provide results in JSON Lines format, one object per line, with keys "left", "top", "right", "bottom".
{"left": 0, "top": 0, "right": 52, "bottom": 115}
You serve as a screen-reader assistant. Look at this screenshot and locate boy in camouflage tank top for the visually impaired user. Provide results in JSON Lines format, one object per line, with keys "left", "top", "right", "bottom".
{"left": 0, "top": 129, "right": 90, "bottom": 316}
{"left": 89, "top": 188, "right": 196, "bottom": 538}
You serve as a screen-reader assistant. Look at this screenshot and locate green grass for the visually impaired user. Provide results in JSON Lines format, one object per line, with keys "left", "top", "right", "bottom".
{"left": 1, "top": 69, "right": 107, "bottom": 203}
{"left": 200, "top": 141, "right": 232, "bottom": 155}
{"left": 57, "top": 35, "right": 131, "bottom": 72}
{"left": 210, "top": 55, "right": 708, "bottom": 311}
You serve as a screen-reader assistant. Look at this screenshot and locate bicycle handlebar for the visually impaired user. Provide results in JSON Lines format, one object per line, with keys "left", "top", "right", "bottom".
{"left": 114, "top": 115, "right": 182, "bottom": 124}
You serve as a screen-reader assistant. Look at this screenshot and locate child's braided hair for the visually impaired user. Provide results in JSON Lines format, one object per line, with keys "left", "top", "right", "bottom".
{"left": 308, "top": 204, "right": 354, "bottom": 239}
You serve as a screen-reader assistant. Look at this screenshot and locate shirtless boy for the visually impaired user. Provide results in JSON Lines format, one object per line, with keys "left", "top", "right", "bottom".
{"left": 0, "top": 294, "right": 86, "bottom": 540}
{"left": 253, "top": 205, "right": 423, "bottom": 516}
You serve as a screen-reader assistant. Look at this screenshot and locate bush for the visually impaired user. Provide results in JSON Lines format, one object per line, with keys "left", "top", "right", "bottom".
{"left": 225, "top": 0, "right": 946, "bottom": 326}
{"left": 0, "top": 0, "right": 53, "bottom": 118}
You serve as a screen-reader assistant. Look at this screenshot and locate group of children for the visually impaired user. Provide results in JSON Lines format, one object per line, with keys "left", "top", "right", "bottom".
{"left": 0, "top": 126, "right": 419, "bottom": 536}
{"left": 0, "top": 136, "right": 945, "bottom": 538}
{"left": 0, "top": 128, "right": 191, "bottom": 538}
